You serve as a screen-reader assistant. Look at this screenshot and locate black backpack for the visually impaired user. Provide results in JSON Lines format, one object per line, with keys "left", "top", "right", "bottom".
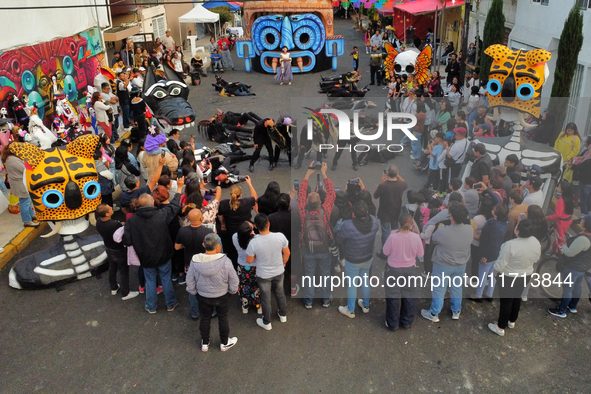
{"left": 304, "top": 208, "right": 330, "bottom": 253}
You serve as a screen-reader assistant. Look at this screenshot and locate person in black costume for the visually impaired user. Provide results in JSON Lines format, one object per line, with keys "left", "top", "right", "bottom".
{"left": 249, "top": 118, "right": 275, "bottom": 173}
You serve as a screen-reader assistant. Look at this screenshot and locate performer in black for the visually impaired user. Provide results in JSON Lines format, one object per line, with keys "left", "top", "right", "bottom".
{"left": 249, "top": 118, "right": 275, "bottom": 173}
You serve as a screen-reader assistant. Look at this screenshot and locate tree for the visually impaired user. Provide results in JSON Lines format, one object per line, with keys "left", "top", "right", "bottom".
{"left": 210, "top": 6, "right": 233, "bottom": 26}
{"left": 479, "top": 0, "right": 505, "bottom": 82}
{"left": 549, "top": 4, "right": 584, "bottom": 141}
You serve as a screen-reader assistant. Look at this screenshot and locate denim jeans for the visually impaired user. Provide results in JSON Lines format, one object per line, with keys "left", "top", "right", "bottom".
{"left": 430, "top": 262, "right": 467, "bottom": 316}
{"left": 344, "top": 259, "right": 373, "bottom": 312}
{"left": 18, "top": 197, "right": 35, "bottom": 223}
{"left": 411, "top": 132, "right": 422, "bottom": 158}
{"left": 401, "top": 134, "right": 411, "bottom": 146}
{"left": 143, "top": 260, "right": 177, "bottom": 312}
{"left": 257, "top": 273, "right": 287, "bottom": 325}
{"left": 558, "top": 267, "right": 587, "bottom": 313}
{"left": 302, "top": 249, "right": 332, "bottom": 305}
{"left": 189, "top": 293, "right": 199, "bottom": 319}
{"left": 380, "top": 219, "right": 399, "bottom": 248}
{"left": 120, "top": 103, "right": 130, "bottom": 129}
{"left": 385, "top": 265, "right": 418, "bottom": 329}
{"left": 579, "top": 183, "right": 591, "bottom": 215}
{"left": 475, "top": 260, "right": 496, "bottom": 298}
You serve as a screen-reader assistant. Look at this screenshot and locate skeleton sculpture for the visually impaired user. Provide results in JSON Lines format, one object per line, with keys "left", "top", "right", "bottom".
{"left": 471, "top": 44, "right": 562, "bottom": 211}
{"left": 8, "top": 134, "right": 107, "bottom": 289}
{"left": 383, "top": 44, "right": 432, "bottom": 85}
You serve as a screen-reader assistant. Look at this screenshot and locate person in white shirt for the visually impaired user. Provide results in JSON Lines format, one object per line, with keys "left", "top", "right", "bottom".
{"left": 370, "top": 30, "right": 383, "bottom": 49}
{"left": 131, "top": 67, "right": 145, "bottom": 89}
{"left": 246, "top": 213, "right": 290, "bottom": 331}
{"left": 172, "top": 51, "right": 183, "bottom": 73}
{"left": 522, "top": 176, "right": 544, "bottom": 207}
{"left": 161, "top": 29, "right": 175, "bottom": 51}
{"left": 463, "top": 70, "right": 481, "bottom": 103}
{"left": 488, "top": 219, "right": 541, "bottom": 337}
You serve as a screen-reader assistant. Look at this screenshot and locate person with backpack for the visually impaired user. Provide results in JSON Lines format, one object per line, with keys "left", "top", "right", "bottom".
{"left": 298, "top": 162, "right": 336, "bottom": 309}
{"left": 334, "top": 201, "right": 379, "bottom": 318}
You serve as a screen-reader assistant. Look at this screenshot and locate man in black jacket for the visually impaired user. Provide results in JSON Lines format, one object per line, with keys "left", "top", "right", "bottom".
{"left": 445, "top": 54, "right": 461, "bottom": 86}
{"left": 249, "top": 118, "right": 275, "bottom": 173}
{"left": 123, "top": 178, "right": 184, "bottom": 314}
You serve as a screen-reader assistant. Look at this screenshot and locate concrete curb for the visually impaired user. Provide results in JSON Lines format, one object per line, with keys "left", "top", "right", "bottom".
{"left": 0, "top": 222, "right": 48, "bottom": 270}
{"left": 0, "top": 130, "right": 132, "bottom": 271}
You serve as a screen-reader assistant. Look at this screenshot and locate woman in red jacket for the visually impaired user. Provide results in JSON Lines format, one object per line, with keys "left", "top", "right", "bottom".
{"left": 547, "top": 180, "right": 574, "bottom": 254}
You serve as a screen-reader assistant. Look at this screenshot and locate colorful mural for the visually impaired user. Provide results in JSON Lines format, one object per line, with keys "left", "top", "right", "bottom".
{"left": 0, "top": 28, "right": 105, "bottom": 120}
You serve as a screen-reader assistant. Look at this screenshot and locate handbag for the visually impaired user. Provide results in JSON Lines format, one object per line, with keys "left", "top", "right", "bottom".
{"left": 444, "top": 139, "right": 469, "bottom": 168}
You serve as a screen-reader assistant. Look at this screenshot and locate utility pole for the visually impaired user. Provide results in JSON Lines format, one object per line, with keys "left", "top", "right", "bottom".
{"left": 460, "top": 0, "right": 471, "bottom": 79}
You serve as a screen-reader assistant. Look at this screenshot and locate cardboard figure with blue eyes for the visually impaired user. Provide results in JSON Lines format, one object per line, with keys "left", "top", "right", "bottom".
{"left": 467, "top": 44, "right": 562, "bottom": 212}
{"left": 237, "top": 0, "right": 344, "bottom": 73}
{"left": 7, "top": 134, "right": 108, "bottom": 289}
{"left": 142, "top": 63, "right": 196, "bottom": 132}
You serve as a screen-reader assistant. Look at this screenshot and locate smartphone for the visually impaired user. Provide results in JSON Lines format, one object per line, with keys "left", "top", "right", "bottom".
{"left": 177, "top": 168, "right": 183, "bottom": 179}
{"left": 161, "top": 151, "right": 165, "bottom": 158}
{"left": 293, "top": 179, "right": 299, "bottom": 191}
{"left": 348, "top": 178, "right": 359, "bottom": 184}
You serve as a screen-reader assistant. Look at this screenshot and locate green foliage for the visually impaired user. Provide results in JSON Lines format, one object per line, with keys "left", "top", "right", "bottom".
{"left": 210, "top": 6, "right": 233, "bottom": 26}
{"left": 367, "top": 4, "right": 377, "bottom": 20}
{"left": 549, "top": 5, "right": 584, "bottom": 140}
{"left": 479, "top": 0, "right": 505, "bottom": 82}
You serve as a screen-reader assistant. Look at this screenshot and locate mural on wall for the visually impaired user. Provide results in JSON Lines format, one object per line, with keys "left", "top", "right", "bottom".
{"left": 0, "top": 28, "right": 104, "bottom": 120}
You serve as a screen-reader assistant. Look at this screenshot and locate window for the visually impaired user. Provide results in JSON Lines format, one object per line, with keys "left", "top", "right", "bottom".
{"left": 152, "top": 16, "right": 166, "bottom": 40}
{"left": 576, "top": 0, "right": 591, "bottom": 9}
{"left": 564, "top": 64, "right": 584, "bottom": 127}
{"left": 533, "top": 0, "right": 549, "bottom": 5}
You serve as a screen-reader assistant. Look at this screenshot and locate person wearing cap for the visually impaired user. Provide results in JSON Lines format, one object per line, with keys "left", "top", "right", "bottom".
{"left": 218, "top": 35, "right": 235, "bottom": 71}
{"left": 442, "top": 127, "right": 469, "bottom": 181}
{"left": 142, "top": 130, "right": 179, "bottom": 181}
{"left": 190, "top": 54, "right": 207, "bottom": 80}
{"left": 522, "top": 176, "right": 544, "bottom": 208}
{"left": 469, "top": 143, "right": 492, "bottom": 184}
{"left": 249, "top": 118, "right": 275, "bottom": 172}
{"left": 548, "top": 215, "right": 591, "bottom": 319}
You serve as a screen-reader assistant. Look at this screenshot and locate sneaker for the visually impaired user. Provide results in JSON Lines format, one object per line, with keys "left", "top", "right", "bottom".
{"left": 257, "top": 307, "right": 262, "bottom": 315}
{"left": 172, "top": 273, "right": 179, "bottom": 282}
{"left": 420, "top": 309, "right": 440, "bottom": 323}
{"left": 338, "top": 305, "right": 355, "bottom": 318}
{"left": 410, "top": 155, "right": 420, "bottom": 160}
{"left": 304, "top": 303, "right": 312, "bottom": 309}
{"left": 322, "top": 298, "right": 332, "bottom": 308}
{"left": 139, "top": 286, "right": 145, "bottom": 294}
{"left": 201, "top": 340, "right": 210, "bottom": 352}
{"left": 122, "top": 291, "right": 139, "bottom": 301}
{"left": 277, "top": 310, "right": 287, "bottom": 323}
{"left": 167, "top": 302, "right": 179, "bottom": 312}
{"left": 507, "top": 321, "right": 515, "bottom": 329}
{"left": 157, "top": 286, "right": 163, "bottom": 294}
{"left": 256, "top": 317, "right": 272, "bottom": 330}
{"left": 288, "top": 81, "right": 292, "bottom": 85}
{"left": 178, "top": 276, "right": 186, "bottom": 285}
{"left": 220, "top": 337, "right": 238, "bottom": 351}
{"left": 547, "top": 308, "right": 567, "bottom": 318}
{"left": 145, "top": 306, "right": 156, "bottom": 314}
{"left": 357, "top": 299, "right": 370, "bottom": 313}
{"left": 280, "top": 82, "right": 283, "bottom": 85}
{"left": 24, "top": 221, "right": 40, "bottom": 227}
{"left": 488, "top": 322, "right": 505, "bottom": 336}
{"left": 242, "top": 306, "right": 249, "bottom": 314}
{"left": 111, "top": 284, "right": 120, "bottom": 296}
{"left": 291, "top": 284, "right": 300, "bottom": 296}
{"left": 521, "top": 296, "right": 528, "bottom": 302}
{"left": 567, "top": 306, "right": 578, "bottom": 314}
{"left": 452, "top": 311, "right": 461, "bottom": 320}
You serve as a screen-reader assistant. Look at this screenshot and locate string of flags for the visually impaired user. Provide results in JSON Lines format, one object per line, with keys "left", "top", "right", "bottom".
{"left": 333, "top": 0, "right": 402, "bottom": 9}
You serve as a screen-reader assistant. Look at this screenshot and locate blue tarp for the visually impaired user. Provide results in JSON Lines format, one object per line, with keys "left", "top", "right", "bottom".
{"left": 203, "top": 1, "right": 241, "bottom": 12}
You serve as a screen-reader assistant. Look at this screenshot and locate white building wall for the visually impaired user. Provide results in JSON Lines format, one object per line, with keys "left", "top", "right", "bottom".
{"left": 1, "top": 0, "right": 110, "bottom": 52}
{"left": 509, "top": 0, "right": 591, "bottom": 134}
{"left": 468, "top": 0, "right": 517, "bottom": 44}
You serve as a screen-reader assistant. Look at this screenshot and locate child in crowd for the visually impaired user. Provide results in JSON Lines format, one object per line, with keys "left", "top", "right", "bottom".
{"left": 351, "top": 46, "right": 359, "bottom": 71}
{"left": 424, "top": 132, "right": 445, "bottom": 190}
{"left": 443, "top": 178, "right": 463, "bottom": 206}
{"left": 211, "top": 49, "right": 223, "bottom": 72}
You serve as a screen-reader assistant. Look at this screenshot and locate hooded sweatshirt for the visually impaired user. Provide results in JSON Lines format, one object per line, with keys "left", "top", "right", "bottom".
{"left": 335, "top": 215, "right": 379, "bottom": 263}
{"left": 185, "top": 253, "right": 239, "bottom": 298}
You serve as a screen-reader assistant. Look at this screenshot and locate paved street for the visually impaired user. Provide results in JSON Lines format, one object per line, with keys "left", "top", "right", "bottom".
{"left": 1, "top": 18, "right": 590, "bottom": 394}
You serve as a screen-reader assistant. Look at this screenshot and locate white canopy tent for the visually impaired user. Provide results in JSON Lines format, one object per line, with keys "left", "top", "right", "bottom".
{"left": 178, "top": 4, "right": 221, "bottom": 43}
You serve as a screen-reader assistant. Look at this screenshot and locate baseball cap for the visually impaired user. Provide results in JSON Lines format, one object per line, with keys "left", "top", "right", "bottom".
{"left": 529, "top": 164, "right": 542, "bottom": 176}
{"left": 528, "top": 175, "right": 543, "bottom": 191}
{"left": 453, "top": 127, "right": 467, "bottom": 136}
{"left": 478, "top": 123, "right": 492, "bottom": 133}
{"left": 139, "top": 67, "right": 146, "bottom": 71}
